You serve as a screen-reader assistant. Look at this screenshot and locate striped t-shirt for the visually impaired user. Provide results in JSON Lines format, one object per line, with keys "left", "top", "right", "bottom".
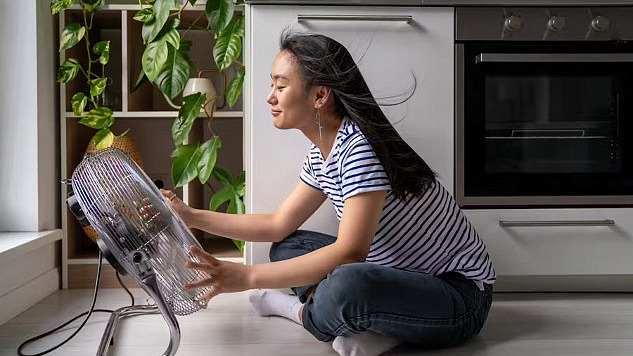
{"left": 300, "top": 117, "right": 496, "bottom": 289}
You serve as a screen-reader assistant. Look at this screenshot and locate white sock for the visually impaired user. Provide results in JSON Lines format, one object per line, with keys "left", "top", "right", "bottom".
{"left": 248, "top": 289, "right": 302, "bottom": 325}
{"left": 332, "top": 332, "right": 402, "bottom": 356}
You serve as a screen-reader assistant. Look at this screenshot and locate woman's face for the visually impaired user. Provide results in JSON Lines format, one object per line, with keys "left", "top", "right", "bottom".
{"left": 267, "top": 50, "right": 315, "bottom": 130}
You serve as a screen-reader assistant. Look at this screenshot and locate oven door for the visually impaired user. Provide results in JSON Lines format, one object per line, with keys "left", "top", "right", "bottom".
{"left": 456, "top": 42, "right": 633, "bottom": 208}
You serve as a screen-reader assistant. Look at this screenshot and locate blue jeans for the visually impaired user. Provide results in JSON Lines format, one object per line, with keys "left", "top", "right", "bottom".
{"left": 269, "top": 230, "right": 493, "bottom": 348}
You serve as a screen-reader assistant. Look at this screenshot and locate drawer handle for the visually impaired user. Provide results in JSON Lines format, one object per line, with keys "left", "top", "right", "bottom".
{"left": 297, "top": 15, "right": 413, "bottom": 23}
{"left": 499, "top": 219, "right": 615, "bottom": 227}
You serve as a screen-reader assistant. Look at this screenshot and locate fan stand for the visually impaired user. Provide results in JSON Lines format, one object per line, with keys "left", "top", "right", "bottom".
{"left": 96, "top": 250, "right": 183, "bottom": 356}
{"left": 97, "top": 304, "right": 160, "bottom": 355}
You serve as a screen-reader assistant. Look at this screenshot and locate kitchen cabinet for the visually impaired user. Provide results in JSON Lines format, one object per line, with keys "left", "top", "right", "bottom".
{"left": 244, "top": 5, "right": 454, "bottom": 265}
{"left": 465, "top": 208, "right": 633, "bottom": 290}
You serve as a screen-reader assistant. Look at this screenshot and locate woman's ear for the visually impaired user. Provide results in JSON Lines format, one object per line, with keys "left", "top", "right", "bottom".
{"left": 314, "top": 85, "right": 332, "bottom": 109}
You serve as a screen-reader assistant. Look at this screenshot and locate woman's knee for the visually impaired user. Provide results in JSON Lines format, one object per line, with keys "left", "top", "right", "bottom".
{"left": 303, "top": 263, "right": 378, "bottom": 336}
{"left": 269, "top": 230, "right": 336, "bottom": 262}
{"left": 314, "top": 263, "right": 378, "bottom": 310}
{"left": 269, "top": 230, "right": 309, "bottom": 262}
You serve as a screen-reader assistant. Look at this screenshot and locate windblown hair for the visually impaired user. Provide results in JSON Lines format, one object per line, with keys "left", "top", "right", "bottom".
{"left": 280, "top": 30, "right": 436, "bottom": 200}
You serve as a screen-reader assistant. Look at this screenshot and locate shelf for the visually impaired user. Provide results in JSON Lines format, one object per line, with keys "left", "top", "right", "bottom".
{"left": 68, "top": 256, "right": 244, "bottom": 264}
{"left": 67, "top": 237, "right": 244, "bottom": 264}
{"left": 64, "top": 111, "right": 244, "bottom": 118}
{"left": 60, "top": 3, "right": 245, "bottom": 289}
{"left": 67, "top": 3, "right": 245, "bottom": 12}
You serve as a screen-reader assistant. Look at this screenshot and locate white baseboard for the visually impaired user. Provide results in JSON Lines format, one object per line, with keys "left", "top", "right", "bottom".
{"left": 0, "top": 241, "right": 58, "bottom": 297}
{"left": 0, "top": 267, "right": 60, "bottom": 325}
{"left": 0, "top": 231, "right": 62, "bottom": 326}
{"left": 494, "top": 275, "right": 633, "bottom": 292}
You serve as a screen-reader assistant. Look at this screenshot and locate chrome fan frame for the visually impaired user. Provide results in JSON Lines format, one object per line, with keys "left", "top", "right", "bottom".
{"left": 66, "top": 147, "right": 213, "bottom": 356}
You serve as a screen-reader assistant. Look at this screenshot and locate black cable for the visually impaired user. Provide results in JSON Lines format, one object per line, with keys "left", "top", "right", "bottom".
{"left": 17, "top": 251, "right": 132, "bottom": 356}
{"left": 115, "top": 271, "right": 135, "bottom": 306}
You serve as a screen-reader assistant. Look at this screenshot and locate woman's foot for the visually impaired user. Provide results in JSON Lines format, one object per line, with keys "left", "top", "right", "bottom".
{"left": 332, "top": 332, "right": 402, "bottom": 356}
{"left": 248, "top": 289, "right": 303, "bottom": 325}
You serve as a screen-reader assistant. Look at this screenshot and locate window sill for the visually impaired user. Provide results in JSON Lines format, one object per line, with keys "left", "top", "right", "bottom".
{"left": 0, "top": 230, "right": 62, "bottom": 261}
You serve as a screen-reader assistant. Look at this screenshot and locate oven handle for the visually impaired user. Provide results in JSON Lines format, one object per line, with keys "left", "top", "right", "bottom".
{"left": 499, "top": 219, "right": 615, "bottom": 227}
{"left": 476, "top": 53, "right": 633, "bottom": 64}
{"left": 297, "top": 14, "right": 413, "bottom": 23}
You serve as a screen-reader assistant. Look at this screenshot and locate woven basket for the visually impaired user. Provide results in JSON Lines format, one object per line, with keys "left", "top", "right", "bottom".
{"left": 82, "top": 134, "right": 145, "bottom": 244}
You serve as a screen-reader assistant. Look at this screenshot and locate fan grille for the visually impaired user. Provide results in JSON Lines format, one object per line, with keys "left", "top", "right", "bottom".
{"left": 71, "top": 147, "right": 213, "bottom": 316}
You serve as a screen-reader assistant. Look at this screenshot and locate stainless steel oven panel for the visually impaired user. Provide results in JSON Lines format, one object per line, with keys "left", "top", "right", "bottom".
{"left": 458, "top": 195, "right": 633, "bottom": 207}
{"left": 475, "top": 53, "right": 633, "bottom": 63}
{"left": 456, "top": 7, "right": 633, "bottom": 41}
{"left": 455, "top": 42, "right": 633, "bottom": 208}
{"left": 455, "top": 43, "right": 467, "bottom": 207}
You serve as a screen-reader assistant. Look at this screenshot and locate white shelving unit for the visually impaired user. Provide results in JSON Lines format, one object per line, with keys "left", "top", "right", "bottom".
{"left": 60, "top": 4, "right": 245, "bottom": 289}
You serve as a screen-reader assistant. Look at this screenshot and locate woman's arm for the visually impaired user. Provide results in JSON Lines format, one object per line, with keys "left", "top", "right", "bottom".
{"left": 248, "top": 189, "right": 387, "bottom": 289}
{"left": 182, "top": 189, "right": 387, "bottom": 300}
{"left": 163, "top": 181, "right": 327, "bottom": 243}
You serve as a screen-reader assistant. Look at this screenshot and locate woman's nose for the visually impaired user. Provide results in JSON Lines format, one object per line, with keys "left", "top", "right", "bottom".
{"left": 266, "top": 88, "right": 276, "bottom": 105}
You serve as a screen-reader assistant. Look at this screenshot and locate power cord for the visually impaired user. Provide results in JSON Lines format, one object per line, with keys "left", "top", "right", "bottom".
{"left": 17, "top": 251, "right": 135, "bottom": 356}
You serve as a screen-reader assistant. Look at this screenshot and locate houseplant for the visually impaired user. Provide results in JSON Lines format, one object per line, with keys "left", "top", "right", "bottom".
{"left": 52, "top": 0, "right": 246, "bottom": 251}
{"left": 52, "top": 0, "right": 122, "bottom": 149}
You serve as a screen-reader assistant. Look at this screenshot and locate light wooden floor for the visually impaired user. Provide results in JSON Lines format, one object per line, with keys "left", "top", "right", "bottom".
{"left": 1, "top": 288, "right": 633, "bottom": 356}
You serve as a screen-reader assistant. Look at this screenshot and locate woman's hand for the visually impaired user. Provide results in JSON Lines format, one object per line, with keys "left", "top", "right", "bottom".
{"left": 160, "top": 189, "right": 195, "bottom": 227}
{"left": 184, "top": 245, "right": 253, "bottom": 301}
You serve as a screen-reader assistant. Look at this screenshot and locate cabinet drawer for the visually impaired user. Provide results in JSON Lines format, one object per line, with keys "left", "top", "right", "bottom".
{"left": 465, "top": 208, "right": 633, "bottom": 276}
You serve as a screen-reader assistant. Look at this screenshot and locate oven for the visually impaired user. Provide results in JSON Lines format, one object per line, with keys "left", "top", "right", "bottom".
{"left": 455, "top": 6, "right": 633, "bottom": 208}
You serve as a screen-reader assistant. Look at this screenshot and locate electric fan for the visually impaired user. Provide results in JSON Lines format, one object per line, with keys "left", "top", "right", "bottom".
{"left": 66, "top": 147, "right": 213, "bottom": 356}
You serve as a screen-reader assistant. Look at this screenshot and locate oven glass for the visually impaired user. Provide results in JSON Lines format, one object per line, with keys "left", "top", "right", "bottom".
{"left": 463, "top": 43, "right": 633, "bottom": 200}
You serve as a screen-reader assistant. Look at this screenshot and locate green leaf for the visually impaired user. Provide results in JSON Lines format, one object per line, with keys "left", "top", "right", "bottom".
{"left": 179, "top": 41, "right": 198, "bottom": 72}
{"left": 209, "top": 186, "right": 232, "bottom": 211}
{"left": 205, "top": 0, "right": 234, "bottom": 34}
{"left": 89, "top": 78, "right": 108, "bottom": 96}
{"left": 226, "top": 67, "right": 244, "bottom": 108}
{"left": 132, "top": 70, "right": 148, "bottom": 93}
{"left": 197, "top": 136, "right": 221, "bottom": 184}
{"left": 71, "top": 93, "right": 87, "bottom": 116}
{"left": 80, "top": 107, "right": 114, "bottom": 129}
{"left": 59, "top": 23, "right": 86, "bottom": 52}
{"left": 51, "top": 0, "right": 74, "bottom": 15}
{"left": 162, "top": 27, "right": 180, "bottom": 50}
{"left": 211, "top": 166, "right": 233, "bottom": 186}
{"left": 142, "top": 0, "right": 172, "bottom": 44}
{"left": 93, "top": 41, "right": 110, "bottom": 65}
{"left": 56, "top": 58, "right": 81, "bottom": 83}
{"left": 233, "top": 239, "right": 245, "bottom": 252}
{"left": 94, "top": 128, "right": 114, "bottom": 150}
{"left": 171, "top": 144, "right": 202, "bottom": 187}
{"left": 155, "top": 44, "right": 189, "bottom": 99}
{"left": 79, "top": 0, "right": 104, "bottom": 12}
{"left": 188, "top": 0, "right": 198, "bottom": 5}
{"left": 141, "top": 19, "right": 180, "bottom": 82}
{"left": 234, "top": 170, "right": 245, "bottom": 196}
{"left": 133, "top": 8, "right": 154, "bottom": 22}
{"left": 227, "top": 193, "right": 245, "bottom": 214}
{"left": 142, "top": 39, "right": 169, "bottom": 82}
{"left": 172, "top": 92, "right": 206, "bottom": 145}
{"left": 213, "top": 17, "right": 243, "bottom": 72}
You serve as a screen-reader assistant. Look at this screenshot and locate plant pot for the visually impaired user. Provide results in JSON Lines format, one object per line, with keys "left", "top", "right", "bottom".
{"left": 81, "top": 133, "right": 145, "bottom": 244}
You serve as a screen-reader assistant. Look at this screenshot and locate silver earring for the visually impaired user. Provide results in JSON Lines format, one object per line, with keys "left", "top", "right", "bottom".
{"left": 315, "top": 109, "right": 323, "bottom": 142}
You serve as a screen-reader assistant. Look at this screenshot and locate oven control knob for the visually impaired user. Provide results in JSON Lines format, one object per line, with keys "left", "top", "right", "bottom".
{"left": 591, "top": 15, "right": 610, "bottom": 32}
{"left": 504, "top": 15, "right": 523, "bottom": 32}
{"left": 547, "top": 16, "right": 566, "bottom": 32}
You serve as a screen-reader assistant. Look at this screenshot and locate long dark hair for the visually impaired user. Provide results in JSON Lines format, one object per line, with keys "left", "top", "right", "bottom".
{"left": 280, "top": 30, "right": 436, "bottom": 200}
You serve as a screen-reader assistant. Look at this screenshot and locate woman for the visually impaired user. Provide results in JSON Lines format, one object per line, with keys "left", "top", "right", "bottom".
{"left": 158, "top": 31, "right": 495, "bottom": 356}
